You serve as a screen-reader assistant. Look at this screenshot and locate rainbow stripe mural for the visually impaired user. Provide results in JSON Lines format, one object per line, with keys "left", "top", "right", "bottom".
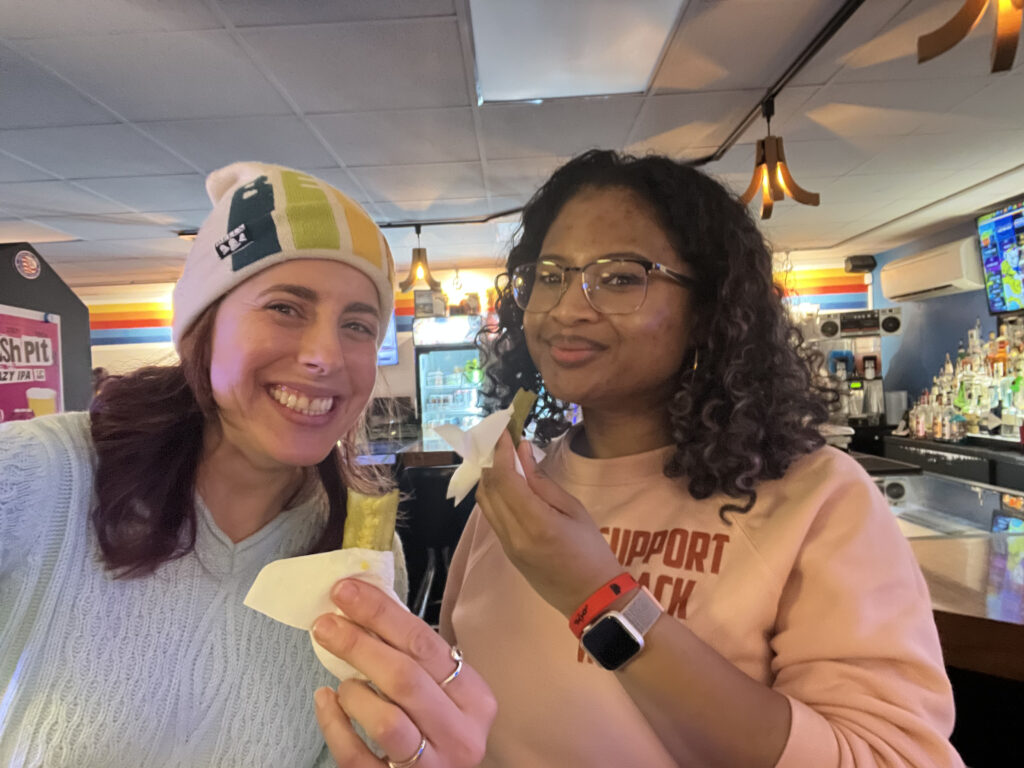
{"left": 89, "top": 301, "right": 173, "bottom": 345}
{"left": 775, "top": 267, "right": 869, "bottom": 311}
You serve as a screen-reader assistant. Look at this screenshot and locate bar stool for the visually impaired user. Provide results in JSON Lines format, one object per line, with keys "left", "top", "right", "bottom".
{"left": 396, "top": 464, "right": 476, "bottom": 626}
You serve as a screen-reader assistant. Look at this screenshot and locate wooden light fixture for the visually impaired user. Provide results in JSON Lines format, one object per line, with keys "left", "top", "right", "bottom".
{"left": 739, "top": 99, "right": 819, "bottom": 220}
{"left": 398, "top": 225, "right": 441, "bottom": 292}
{"left": 918, "top": 0, "right": 1023, "bottom": 73}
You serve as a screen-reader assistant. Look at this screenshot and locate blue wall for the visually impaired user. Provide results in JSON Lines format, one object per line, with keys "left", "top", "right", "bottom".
{"left": 872, "top": 220, "right": 994, "bottom": 398}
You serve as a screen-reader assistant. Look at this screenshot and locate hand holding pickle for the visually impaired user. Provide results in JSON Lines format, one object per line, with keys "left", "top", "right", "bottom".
{"left": 243, "top": 486, "right": 403, "bottom": 681}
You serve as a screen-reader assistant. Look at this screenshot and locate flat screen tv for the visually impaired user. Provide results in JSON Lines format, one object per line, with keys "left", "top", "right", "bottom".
{"left": 377, "top": 312, "right": 399, "bottom": 366}
{"left": 978, "top": 197, "right": 1024, "bottom": 314}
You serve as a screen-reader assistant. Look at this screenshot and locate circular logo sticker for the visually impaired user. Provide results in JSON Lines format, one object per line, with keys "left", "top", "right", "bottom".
{"left": 14, "top": 250, "right": 41, "bottom": 280}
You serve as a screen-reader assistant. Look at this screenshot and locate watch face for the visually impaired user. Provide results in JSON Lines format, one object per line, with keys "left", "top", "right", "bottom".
{"left": 581, "top": 615, "right": 643, "bottom": 670}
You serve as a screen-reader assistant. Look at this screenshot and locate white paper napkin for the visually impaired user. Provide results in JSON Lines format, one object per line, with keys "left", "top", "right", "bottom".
{"left": 434, "top": 404, "right": 545, "bottom": 504}
{"left": 244, "top": 548, "right": 405, "bottom": 681}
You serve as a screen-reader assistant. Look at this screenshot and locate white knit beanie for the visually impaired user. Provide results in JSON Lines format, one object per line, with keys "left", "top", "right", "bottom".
{"left": 172, "top": 162, "right": 395, "bottom": 349}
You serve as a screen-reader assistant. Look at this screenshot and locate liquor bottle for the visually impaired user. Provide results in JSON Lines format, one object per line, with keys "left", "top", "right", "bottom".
{"left": 932, "top": 393, "right": 945, "bottom": 440}
{"left": 956, "top": 338, "right": 967, "bottom": 363}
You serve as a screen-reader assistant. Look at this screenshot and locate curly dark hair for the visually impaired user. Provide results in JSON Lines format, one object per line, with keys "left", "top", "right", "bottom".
{"left": 480, "top": 149, "right": 836, "bottom": 517}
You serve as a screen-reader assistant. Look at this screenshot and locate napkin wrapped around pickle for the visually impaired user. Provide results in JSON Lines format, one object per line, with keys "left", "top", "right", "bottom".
{"left": 244, "top": 488, "right": 403, "bottom": 681}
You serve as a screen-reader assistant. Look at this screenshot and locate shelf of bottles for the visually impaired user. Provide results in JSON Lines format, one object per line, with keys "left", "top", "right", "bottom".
{"left": 909, "top": 317, "right": 1024, "bottom": 443}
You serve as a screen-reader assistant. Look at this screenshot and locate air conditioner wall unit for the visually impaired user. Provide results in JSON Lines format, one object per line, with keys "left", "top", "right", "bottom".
{"left": 879, "top": 236, "right": 985, "bottom": 302}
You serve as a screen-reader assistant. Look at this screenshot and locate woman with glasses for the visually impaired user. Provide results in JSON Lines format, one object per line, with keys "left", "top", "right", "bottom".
{"left": 441, "top": 150, "right": 962, "bottom": 767}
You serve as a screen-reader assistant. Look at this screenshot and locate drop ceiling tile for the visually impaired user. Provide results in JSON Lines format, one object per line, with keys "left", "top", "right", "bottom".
{"left": 0, "top": 0, "right": 219, "bottom": 38}
{"left": 0, "top": 180, "right": 133, "bottom": 216}
{"left": 374, "top": 196, "right": 522, "bottom": 223}
{"left": 350, "top": 162, "right": 484, "bottom": 202}
{"left": 31, "top": 213, "right": 183, "bottom": 241}
{"left": 18, "top": 31, "right": 292, "bottom": 121}
{"left": 0, "top": 49, "right": 116, "bottom": 129}
{"left": 848, "top": 131, "right": 1020, "bottom": 176}
{"left": 241, "top": 19, "right": 469, "bottom": 112}
{"left": 219, "top": 0, "right": 454, "bottom": 26}
{"left": 827, "top": 0, "right": 1004, "bottom": 84}
{"left": 782, "top": 77, "right": 993, "bottom": 141}
{"left": 311, "top": 108, "right": 478, "bottom": 167}
{"left": 928, "top": 71, "right": 1024, "bottom": 134}
{"left": 487, "top": 156, "right": 568, "bottom": 196}
{"left": 76, "top": 174, "right": 209, "bottom": 212}
{"left": 481, "top": 97, "right": 643, "bottom": 160}
{"left": 0, "top": 152, "right": 52, "bottom": 182}
{"left": 628, "top": 91, "right": 757, "bottom": 155}
{"left": 0, "top": 124, "right": 191, "bottom": 178}
{"left": 0, "top": 219, "right": 78, "bottom": 243}
{"left": 141, "top": 116, "right": 336, "bottom": 172}
{"left": 653, "top": 0, "right": 837, "bottom": 92}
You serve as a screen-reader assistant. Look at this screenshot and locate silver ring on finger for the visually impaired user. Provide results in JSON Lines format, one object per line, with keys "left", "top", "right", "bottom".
{"left": 386, "top": 737, "right": 427, "bottom": 768}
{"left": 440, "top": 645, "right": 463, "bottom": 688}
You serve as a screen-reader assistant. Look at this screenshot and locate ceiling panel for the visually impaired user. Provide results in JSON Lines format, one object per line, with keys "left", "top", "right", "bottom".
{"left": 0, "top": 151, "right": 52, "bottom": 182}
{"left": 311, "top": 108, "right": 479, "bottom": 167}
{"left": 374, "top": 196, "right": 523, "bottom": 222}
{"left": 778, "top": 77, "right": 993, "bottom": 142}
{"left": 141, "top": 116, "right": 337, "bottom": 172}
{"left": 76, "top": 174, "right": 209, "bottom": 212}
{"left": 653, "top": 0, "right": 836, "bottom": 92}
{"left": 16, "top": 31, "right": 292, "bottom": 121}
{"left": 0, "top": 124, "right": 192, "bottom": 178}
{"left": 0, "top": 180, "right": 135, "bottom": 216}
{"left": 628, "top": 90, "right": 757, "bottom": 155}
{"left": 352, "top": 162, "right": 485, "bottom": 205}
{"left": 240, "top": 19, "right": 469, "bottom": 113}
{"left": 487, "top": 156, "right": 569, "bottom": 197}
{"left": 0, "top": 0, "right": 219, "bottom": 39}
{"left": 0, "top": 218, "right": 78, "bottom": 243}
{"left": 219, "top": 0, "right": 455, "bottom": 27}
{"left": 30, "top": 213, "right": 184, "bottom": 241}
{"left": 0, "top": 48, "right": 117, "bottom": 129}
{"left": 481, "top": 97, "right": 643, "bottom": 160}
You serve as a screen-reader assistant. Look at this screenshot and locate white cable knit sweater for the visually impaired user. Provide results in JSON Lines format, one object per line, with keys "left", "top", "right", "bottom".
{"left": 0, "top": 412, "right": 407, "bottom": 768}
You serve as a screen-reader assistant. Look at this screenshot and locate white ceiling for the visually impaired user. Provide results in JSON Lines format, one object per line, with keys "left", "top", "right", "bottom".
{"left": 0, "top": 0, "right": 1022, "bottom": 287}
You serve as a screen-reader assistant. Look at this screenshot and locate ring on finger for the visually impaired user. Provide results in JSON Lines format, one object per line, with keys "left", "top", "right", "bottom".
{"left": 386, "top": 737, "right": 427, "bottom": 768}
{"left": 440, "top": 645, "right": 463, "bottom": 688}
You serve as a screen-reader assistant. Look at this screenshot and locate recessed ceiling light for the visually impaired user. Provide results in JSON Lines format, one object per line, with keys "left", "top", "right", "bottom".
{"left": 470, "top": 0, "right": 686, "bottom": 102}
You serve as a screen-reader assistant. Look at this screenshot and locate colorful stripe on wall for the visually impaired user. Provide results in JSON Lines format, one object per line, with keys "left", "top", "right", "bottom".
{"left": 88, "top": 301, "right": 173, "bottom": 346}
{"left": 775, "top": 268, "right": 869, "bottom": 311}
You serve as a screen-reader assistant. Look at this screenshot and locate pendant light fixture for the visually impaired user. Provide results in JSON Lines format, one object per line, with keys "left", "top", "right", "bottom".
{"left": 918, "top": 0, "right": 1023, "bottom": 73}
{"left": 739, "top": 98, "right": 820, "bottom": 220}
{"left": 399, "top": 224, "right": 441, "bottom": 293}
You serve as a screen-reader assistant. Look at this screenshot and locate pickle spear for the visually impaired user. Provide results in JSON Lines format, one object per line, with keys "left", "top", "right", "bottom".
{"left": 506, "top": 388, "right": 538, "bottom": 448}
{"left": 342, "top": 488, "right": 400, "bottom": 551}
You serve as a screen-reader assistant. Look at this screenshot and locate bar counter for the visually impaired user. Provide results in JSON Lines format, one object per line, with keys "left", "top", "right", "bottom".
{"left": 875, "top": 472, "right": 1024, "bottom": 681}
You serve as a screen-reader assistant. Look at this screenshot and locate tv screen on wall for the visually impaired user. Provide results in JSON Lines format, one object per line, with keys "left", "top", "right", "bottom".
{"left": 377, "top": 312, "right": 399, "bottom": 366}
{"left": 978, "top": 198, "right": 1024, "bottom": 314}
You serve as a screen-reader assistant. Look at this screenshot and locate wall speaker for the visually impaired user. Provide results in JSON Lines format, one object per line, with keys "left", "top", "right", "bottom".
{"left": 844, "top": 254, "right": 877, "bottom": 273}
{"left": 879, "top": 307, "right": 902, "bottom": 335}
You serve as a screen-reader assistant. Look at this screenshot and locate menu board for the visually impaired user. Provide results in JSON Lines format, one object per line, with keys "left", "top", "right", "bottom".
{"left": 0, "top": 304, "right": 63, "bottom": 422}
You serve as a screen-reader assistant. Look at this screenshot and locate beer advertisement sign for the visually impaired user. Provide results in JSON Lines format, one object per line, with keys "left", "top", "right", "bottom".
{"left": 0, "top": 304, "right": 63, "bottom": 422}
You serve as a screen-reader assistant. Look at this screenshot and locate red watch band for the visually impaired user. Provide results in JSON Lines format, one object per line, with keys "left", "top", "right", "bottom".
{"left": 569, "top": 573, "right": 639, "bottom": 639}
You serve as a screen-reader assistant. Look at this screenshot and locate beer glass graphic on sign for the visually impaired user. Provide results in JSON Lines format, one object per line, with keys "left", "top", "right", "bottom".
{"left": 26, "top": 387, "right": 57, "bottom": 417}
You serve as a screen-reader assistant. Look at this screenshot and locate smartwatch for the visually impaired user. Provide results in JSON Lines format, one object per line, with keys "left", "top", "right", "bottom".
{"left": 580, "top": 587, "right": 663, "bottom": 670}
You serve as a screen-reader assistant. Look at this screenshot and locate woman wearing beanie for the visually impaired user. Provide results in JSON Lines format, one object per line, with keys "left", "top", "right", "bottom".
{"left": 0, "top": 163, "right": 494, "bottom": 768}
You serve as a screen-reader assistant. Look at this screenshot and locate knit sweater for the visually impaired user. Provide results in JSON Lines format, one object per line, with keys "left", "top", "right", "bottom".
{"left": 441, "top": 430, "right": 963, "bottom": 767}
{"left": 0, "top": 412, "right": 407, "bottom": 768}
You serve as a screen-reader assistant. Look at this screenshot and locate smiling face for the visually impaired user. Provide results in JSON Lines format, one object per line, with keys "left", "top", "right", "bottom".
{"left": 523, "top": 186, "right": 694, "bottom": 413}
{"left": 206, "top": 259, "right": 382, "bottom": 470}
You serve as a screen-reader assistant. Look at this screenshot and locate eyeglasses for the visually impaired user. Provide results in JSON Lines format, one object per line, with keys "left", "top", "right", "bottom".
{"left": 510, "top": 257, "right": 696, "bottom": 315}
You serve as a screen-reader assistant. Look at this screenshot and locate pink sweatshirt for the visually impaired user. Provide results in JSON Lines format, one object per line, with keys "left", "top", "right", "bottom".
{"left": 440, "top": 433, "right": 963, "bottom": 767}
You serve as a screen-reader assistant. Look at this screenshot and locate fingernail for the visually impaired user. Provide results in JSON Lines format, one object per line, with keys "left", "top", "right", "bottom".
{"left": 312, "top": 614, "right": 338, "bottom": 642}
{"left": 332, "top": 579, "right": 358, "bottom": 603}
{"left": 314, "top": 687, "right": 333, "bottom": 709}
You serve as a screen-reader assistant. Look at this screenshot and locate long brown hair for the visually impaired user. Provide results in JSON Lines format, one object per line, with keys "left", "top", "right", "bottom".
{"left": 89, "top": 301, "right": 389, "bottom": 577}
